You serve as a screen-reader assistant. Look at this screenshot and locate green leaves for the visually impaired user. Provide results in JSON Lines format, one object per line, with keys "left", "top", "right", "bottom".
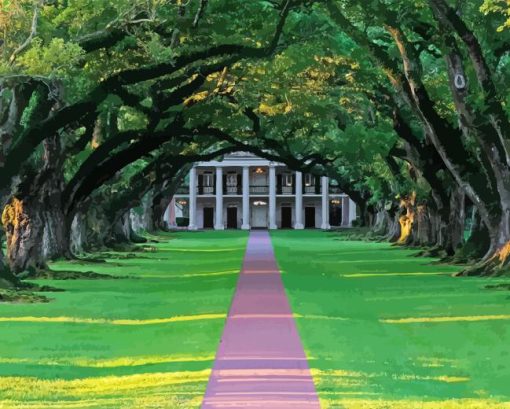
{"left": 17, "top": 37, "right": 84, "bottom": 76}
{"left": 481, "top": 0, "right": 510, "bottom": 31}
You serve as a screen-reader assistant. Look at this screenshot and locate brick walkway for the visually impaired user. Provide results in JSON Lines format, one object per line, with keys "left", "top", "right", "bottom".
{"left": 202, "top": 230, "right": 320, "bottom": 408}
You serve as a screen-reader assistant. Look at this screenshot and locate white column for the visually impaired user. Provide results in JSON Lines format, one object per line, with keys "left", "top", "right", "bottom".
{"left": 341, "top": 196, "right": 350, "bottom": 227}
{"left": 294, "top": 171, "right": 304, "bottom": 229}
{"left": 165, "top": 198, "right": 177, "bottom": 228}
{"left": 188, "top": 167, "right": 198, "bottom": 230}
{"left": 321, "top": 176, "right": 330, "bottom": 230}
{"left": 215, "top": 167, "right": 224, "bottom": 230}
{"left": 269, "top": 165, "right": 277, "bottom": 229}
{"left": 241, "top": 166, "right": 250, "bottom": 230}
{"left": 349, "top": 198, "right": 357, "bottom": 226}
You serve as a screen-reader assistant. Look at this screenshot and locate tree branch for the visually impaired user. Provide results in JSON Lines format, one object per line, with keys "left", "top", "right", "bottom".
{"left": 9, "top": 1, "right": 43, "bottom": 65}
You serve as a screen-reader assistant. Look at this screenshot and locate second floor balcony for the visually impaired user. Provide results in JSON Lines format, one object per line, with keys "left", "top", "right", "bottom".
{"left": 176, "top": 184, "right": 343, "bottom": 196}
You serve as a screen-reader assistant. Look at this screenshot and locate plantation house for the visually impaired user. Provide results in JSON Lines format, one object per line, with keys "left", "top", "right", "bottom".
{"left": 168, "top": 153, "right": 357, "bottom": 230}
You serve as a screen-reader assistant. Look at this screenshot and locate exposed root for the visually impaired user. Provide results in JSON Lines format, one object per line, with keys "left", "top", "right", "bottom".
{"left": 102, "top": 253, "right": 152, "bottom": 260}
{"left": 107, "top": 242, "right": 141, "bottom": 252}
{"left": 0, "top": 290, "right": 51, "bottom": 303}
{"left": 0, "top": 267, "right": 22, "bottom": 290}
{"left": 27, "top": 269, "right": 122, "bottom": 280}
{"left": 485, "top": 283, "right": 510, "bottom": 291}
{"left": 28, "top": 284, "right": 65, "bottom": 292}
{"left": 412, "top": 246, "right": 447, "bottom": 259}
{"left": 498, "top": 241, "right": 510, "bottom": 263}
{"left": 139, "top": 245, "right": 158, "bottom": 253}
{"left": 130, "top": 233, "right": 148, "bottom": 244}
{"left": 68, "top": 256, "right": 108, "bottom": 264}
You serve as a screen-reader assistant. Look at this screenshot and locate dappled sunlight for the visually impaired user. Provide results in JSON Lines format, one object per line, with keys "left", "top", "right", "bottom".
{"left": 320, "top": 398, "right": 510, "bottom": 409}
{"left": 381, "top": 314, "right": 510, "bottom": 324}
{"left": 0, "top": 390, "right": 203, "bottom": 409}
{"left": 271, "top": 230, "right": 510, "bottom": 406}
{"left": 0, "top": 313, "right": 226, "bottom": 325}
{"left": 0, "top": 354, "right": 215, "bottom": 368}
{"left": 163, "top": 247, "right": 245, "bottom": 253}
{"left": 0, "top": 370, "right": 211, "bottom": 399}
{"left": 0, "top": 231, "right": 249, "bottom": 407}
{"left": 143, "top": 270, "right": 239, "bottom": 279}
{"left": 413, "top": 357, "right": 460, "bottom": 369}
{"left": 311, "top": 369, "right": 469, "bottom": 384}
{"left": 342, "top": 272, "right": 449, "bottom": 278}
{"left": 296, "top": 314, "right": 349, "bottom": 321}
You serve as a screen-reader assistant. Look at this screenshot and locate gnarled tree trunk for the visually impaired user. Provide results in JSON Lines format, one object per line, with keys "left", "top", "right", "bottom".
{"left": 2, "top": 196, "right": 46, "bottom": 275}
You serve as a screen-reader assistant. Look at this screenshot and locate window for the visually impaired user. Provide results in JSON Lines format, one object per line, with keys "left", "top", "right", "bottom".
{"left": 227, "top": 173, "right": 237, "bottom": 187}
{"left": 304, "top": 174, "right": 313, "bottom": 186}
{"left": 284, "top": 173, "right": 293, "bottom": 187}
{"left": 203, "top": 172, "right": 213, "bottom": 187}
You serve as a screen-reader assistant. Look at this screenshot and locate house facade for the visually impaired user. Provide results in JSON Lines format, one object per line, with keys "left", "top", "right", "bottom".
{"left": 168, "top": 153, "right": 357, "bottom": 230}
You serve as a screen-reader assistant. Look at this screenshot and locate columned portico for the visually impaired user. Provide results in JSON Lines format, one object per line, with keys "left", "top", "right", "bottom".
{"left": 215, "top": 167, "right": 224, "bottom": 230}
{"left": 241, "top": 166, "right": 250, "bottom": 230}
{"left": 321, "top": 176, "right": 330, "bottom": 230}
{"left": 176, "top": 153, "right": 357, "bottom": 230}
{"left": 269, "top": 165, "right": 277, "bottom": 229}
{"left": 188, "top": 167, "right": 198, "bottom": 230}
{"left": 294, "top": 171, "right": 304, "bottom": 229}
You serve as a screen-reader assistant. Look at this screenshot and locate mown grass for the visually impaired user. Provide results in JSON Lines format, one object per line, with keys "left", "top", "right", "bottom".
{"left": 0, "top": 231, "right": 248, "bottom": 409}
{"left": 271, "top": 230, "right": 510, "bottom": 409}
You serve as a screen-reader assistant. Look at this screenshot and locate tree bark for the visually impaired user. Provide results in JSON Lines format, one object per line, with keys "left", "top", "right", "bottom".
{"left": 431, "top": 15, "right": 510, "bottom": 271}
{"left": 1, "top": 195, "right": 46, "bottom": 275}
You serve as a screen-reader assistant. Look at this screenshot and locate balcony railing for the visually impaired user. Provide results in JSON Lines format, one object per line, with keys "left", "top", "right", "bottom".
{"left": 175, "top": 184, "right": 342, "bottom": 195}
{"left": 226, "top": 186, "right": 241, "bottom": 195}
{"left": 281, "top": 186, "right": 293, "bottom": 195}
{"left": 250, "top": 185, "right": 269, "bottom": 194}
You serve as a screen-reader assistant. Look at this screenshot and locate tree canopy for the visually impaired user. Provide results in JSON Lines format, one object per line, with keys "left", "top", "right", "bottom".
{"left": 1, "top": 0, "right": 510, "bottom": 287}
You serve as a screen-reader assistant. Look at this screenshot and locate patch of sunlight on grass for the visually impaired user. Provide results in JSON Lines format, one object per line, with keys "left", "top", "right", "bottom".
{"left": 0, "top": 354, "right": 215, "bottom": 368}
{"left": 320, "top": 398, "right": 510, "bottom": 409}
{"left": 381, "top": 314, "right": 510, "bottom": 324}
{"left": 0, "top": 313, "right": 226, "bottom": 325}
{"left": 0, "top": 394, "right": 203, "bottom": 409}
{"left": 0, "top": 370, "right": 211, "bottom": 399}
{"left": 414, "top": 357, "right": 459, "bottom": 368}
{"left": 164, "top": 247, "right": 245, "bottom": 252}
{"left": 328, "top": 258, "right": 421, "bottom": 264}
{"left": 311, "top": 369, "right": 468, "bottom": 384}
{"left": 295, "top": 314, "right": 349, "bottom": 321}
{"left": 143, "top": 269, "right": 239, "bottom": 278}
{"left": 343, "top": 272, "right": 449, "bottom": 278}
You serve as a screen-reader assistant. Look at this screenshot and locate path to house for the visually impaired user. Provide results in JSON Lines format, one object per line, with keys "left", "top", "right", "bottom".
{"left": 202, "top": 230, "right": 320, "bottom": 408}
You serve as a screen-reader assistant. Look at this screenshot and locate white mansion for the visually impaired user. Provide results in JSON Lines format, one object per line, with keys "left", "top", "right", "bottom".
{"left": 167, "top": 153, "right": 357, "bottom": 230}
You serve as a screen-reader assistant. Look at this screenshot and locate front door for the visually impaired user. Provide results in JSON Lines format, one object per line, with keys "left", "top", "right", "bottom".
{"left": 251, "top": 204, "right": 268, "bottom": 228}
{"left": 203, "top": 207, "right": 214, "bottom": 229}
{"left": 281, "top": 207, "right": 292, "bottom": 229}
{"left": 227, "top": 207, "right": 238, "bottom": 229}
{"left": 330, "top": 203, "right": 342, "bottom": 227}
{"left": 305, "top": 206, "right": 316, "bottom": 228}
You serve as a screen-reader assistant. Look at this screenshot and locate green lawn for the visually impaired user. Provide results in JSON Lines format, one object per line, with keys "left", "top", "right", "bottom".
{"left": 271, "top": 230, "right": 510, "bottom": 409}
{"left": 0, "top": 231, "right": 248, "bottom": 409}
